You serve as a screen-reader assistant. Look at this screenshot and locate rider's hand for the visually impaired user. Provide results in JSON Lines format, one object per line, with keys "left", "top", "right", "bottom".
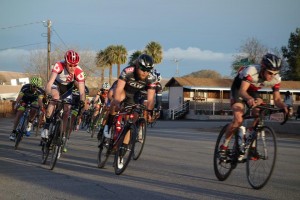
{"left": 46, "top": 94, "right": 52, "bottom": 100}
{"left": 247, "top": 98, "right": 259, "bottom": 107}
{"left": 79, "top": 100, "right": 85, "bottom": 109}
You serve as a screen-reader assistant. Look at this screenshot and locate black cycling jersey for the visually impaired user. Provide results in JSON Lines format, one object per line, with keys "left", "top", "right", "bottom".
{"left": 19, "top": 84, "right": 45, "bottom": 103}
{"left": 119, "top": 66, "right": 156, "bottom": 95}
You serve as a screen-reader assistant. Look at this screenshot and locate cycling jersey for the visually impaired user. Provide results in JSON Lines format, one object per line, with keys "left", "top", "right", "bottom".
{"left": 51, "top": 61, "right": 85, "bottom": 97}
{"left": 52, "top": 61, "right": 85, "bottom": 85}
{"left": 19, "top": 84, "right": 45, "bottom": 103}
{"left": 231, "top": 65, "right": 281, "bottom": 104}
{"left": 119, "top": 66, "right": 156, "bottom": 94}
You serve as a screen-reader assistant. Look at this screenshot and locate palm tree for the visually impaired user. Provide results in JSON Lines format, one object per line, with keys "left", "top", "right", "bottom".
{"left": 113, "top": 45, "right": 127, "bottom": 77}
{"left": 128, "top": 50, "right": 142, "bottom": 65}
{"left": 144, "top": 41, "right": 163, "bottom": 65}
{"left": 95, "top": 50, "right": 108, "bottom": 85}
{"left": 103, "top": 46, "right": 115, "bottom": 85}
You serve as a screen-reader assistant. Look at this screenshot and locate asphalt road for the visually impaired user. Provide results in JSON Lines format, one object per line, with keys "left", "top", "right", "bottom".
{"left": 0, "top": 118, "right": 300, "bottom": 200}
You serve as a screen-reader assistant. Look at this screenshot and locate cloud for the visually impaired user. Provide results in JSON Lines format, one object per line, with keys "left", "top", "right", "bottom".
{"left": 164, "top": 47, "right": 233, "bottom": 61}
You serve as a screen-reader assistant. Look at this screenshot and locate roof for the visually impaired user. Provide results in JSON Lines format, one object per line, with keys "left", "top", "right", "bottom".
{"left": 165, "top": 77, "right": 300, "bottom": 92}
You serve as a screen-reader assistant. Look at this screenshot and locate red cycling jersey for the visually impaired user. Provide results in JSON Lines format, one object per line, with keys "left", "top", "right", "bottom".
{"left": 52, "top": 61, "right": 85, "bottom": 85}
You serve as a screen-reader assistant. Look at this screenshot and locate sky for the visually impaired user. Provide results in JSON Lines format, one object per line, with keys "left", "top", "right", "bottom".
{"left": 0, "top": 0, "right": 300, "bottom": 78}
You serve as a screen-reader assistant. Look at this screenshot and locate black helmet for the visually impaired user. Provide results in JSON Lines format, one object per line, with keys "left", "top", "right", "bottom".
{"left": 261, "top": 53, "right": 282, "bottom": 71}
{"left": 136, "top": 54, "right": 154, "bottom": 72}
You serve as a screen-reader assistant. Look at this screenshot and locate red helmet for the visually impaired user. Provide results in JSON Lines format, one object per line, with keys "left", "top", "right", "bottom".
{"left": 65, "top": 50, "right": 80, "bottom": 66}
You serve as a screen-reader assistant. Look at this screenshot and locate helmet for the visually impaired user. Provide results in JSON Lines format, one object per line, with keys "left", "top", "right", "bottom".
{"left": 261, "top": 53, "right": 282, "bottom": 71}
{"left": 136, "top": 54, "right": 154, "bottom": 72}
{"left": 29, "top": 77, "right": 42, "bottom": 87}
{"left": 153, "top": 69, "right": 162, "bottom": 82}
{"left": 65, "top": 50, "right": 80, "bottom": 66}
{"left": 102, "top": 82, "right": 110, "bottom": 90}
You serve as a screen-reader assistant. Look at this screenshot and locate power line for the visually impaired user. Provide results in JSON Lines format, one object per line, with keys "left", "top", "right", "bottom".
{"left": 0, "top": 21, "right": 45, "bottom": 30}
{"left": 0, "top": 42, "right": 45, "bottom": 51}
{"left": 52, "top": 27, "right": 68, "bottom": 48}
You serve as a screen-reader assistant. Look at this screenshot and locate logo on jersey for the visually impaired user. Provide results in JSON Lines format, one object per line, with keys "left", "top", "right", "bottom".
{"left": 77, "top": 72, "right": 85, "bottom": 81}
{"left": 128, "top": 81, "right": 144, "bottom": 89}
{"left": 52, "top": 63, "right": 62, "bottom": 73}
{"left": 66, "top": 74, "right": 74, "bottom": 82}
{"left": 125, "top": 67, "right": 134, "bottom": 73}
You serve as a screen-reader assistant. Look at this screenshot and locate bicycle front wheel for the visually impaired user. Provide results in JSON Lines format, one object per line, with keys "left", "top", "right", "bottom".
{"left": 246, "top": 126, "right": 277, "bottom": 189}
{"left": 97, "top": 129, "right": 113, "bottom": 168}
{"left": 133, "top": 118, "right": 146, "bottom": 160}
{"left": 49, "top": 121, "right": 62, "bottom": 170}
{"left": 114, "top": 124, "right": 136, "bottom": 175}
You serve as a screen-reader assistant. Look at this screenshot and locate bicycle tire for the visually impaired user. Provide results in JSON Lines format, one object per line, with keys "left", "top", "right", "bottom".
{"left": 14, "top": 116, "right": 27, "bottom": 150}
{"left": 246, "top": 126, "right": 277, "bottom": 189}
{"left": 97, "top": 129, "right": 113, "bottom": 168}
{"left": 49, "top": 120, "right": 62, "bottom": 170}
{"left": 91, "top": 115, "right": 100, "bottom": 138}
{"left": 213, "top": 124, "right": 238, "bottom": 181}
{"left": 41, "top": 140, "right": 50, "bottom": 164}
{"left": 114, "top": 124, "right": 136, "bottom": 175}
{"left": 133, "top": 118, "right": 147, "bottom": 160}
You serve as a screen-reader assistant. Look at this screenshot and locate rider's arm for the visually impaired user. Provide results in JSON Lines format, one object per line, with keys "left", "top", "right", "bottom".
{"left": 114, "top": 79, "right": 126, "bottom": 105}
{"left": 45, "top": 72, "right": 57, "bottom": 95}
{"left": 239, "top": 80, "right": 257, "bottom": 106}
{"left": 273, "top": 90, "right": 288, "bottom": 113}
{"left": 146, "top": 88, "right": 155, "bottom": 111}
{"left": 78, "top": 82, "right": 86, "bottom": 102}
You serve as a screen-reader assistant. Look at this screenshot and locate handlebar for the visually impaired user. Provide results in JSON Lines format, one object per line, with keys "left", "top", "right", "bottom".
{"left": 243, "top": 104, "right": 289, "bottom": 125}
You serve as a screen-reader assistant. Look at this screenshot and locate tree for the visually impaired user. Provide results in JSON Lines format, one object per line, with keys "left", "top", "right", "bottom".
{"left": 231, "top": 37, "right": 268, "bottom": 76}
{"left": 95, "top": 50, "right": 108, "bottom": 85}
{"left": 103, "top": 46, "right": 115, "bottom": 85}
{"left": 282, "top": 28, "right": 300, "bottom": 80}
{"left": 112, "top": 45, "right": 127, "bottom": 77}
{"left": 144, "top": 41, "right": 163, "bottom": 65}
{"left": 182, "top": 69, "right": 222, "bottom": 79}
{"left": 128, "top": 50, "right": 142, "bottom": 65}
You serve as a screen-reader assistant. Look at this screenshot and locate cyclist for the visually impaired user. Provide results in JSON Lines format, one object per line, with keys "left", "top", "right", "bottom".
{"left": 105, "top": 54, "right": 156, "bottom": 138}
{"left": 89, "top": 82, "right": 110, "bottom": 132}
{"left": 153, "top": 69, "right": 163, "bottom": 118}
{"left": 220, "top": 53, "right": 289, "bottom": 156}
{"left": 9, "top": 77, "right": 45, "bottom": 140}
{"left": 41, "top": 50, "right": 86, "bottom": 141}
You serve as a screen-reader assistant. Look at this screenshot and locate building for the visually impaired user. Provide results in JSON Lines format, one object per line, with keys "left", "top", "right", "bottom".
{"left": 165, "top": 77, "right": 300, "bottom": 119}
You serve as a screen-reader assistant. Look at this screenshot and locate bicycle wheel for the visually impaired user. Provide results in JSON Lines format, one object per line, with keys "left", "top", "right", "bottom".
{"left": 49, "top": 121, "right": 62, "bottom": 170}
{"left": 114, "top": 124, "right": 136, "bottom": 175}
{"left": 15, "top": 116, "right": 27, "bottom": 150}
{"left": 91, "top": 115, "right": 100, "bottom": 138}
{"left": 246, "top": 126, "right": 277, "bottom": 189}
{"left": 41, "top": 139, "right": 50, "bottom": 164}
{"left": 213, "top": 124, "right": 238, "bottom": 181}
{"left": 97, "top": 129, "right": 113, "bottom": 168}
{"left": 133, "top": 118, "right": 146, "bottom": 160}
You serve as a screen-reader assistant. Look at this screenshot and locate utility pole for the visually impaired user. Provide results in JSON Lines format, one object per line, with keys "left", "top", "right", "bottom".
{"left": 47, "top": 20, "right": 51, "bottom": 81}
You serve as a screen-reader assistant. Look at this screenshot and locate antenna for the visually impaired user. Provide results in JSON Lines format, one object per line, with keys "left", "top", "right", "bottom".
{"left": 172, "top": 58, "right": 182, "bottom": 76}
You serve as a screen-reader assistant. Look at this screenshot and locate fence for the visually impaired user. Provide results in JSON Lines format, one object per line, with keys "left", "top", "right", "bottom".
{"left": 0, "top": 100, "right": 14, "bottom": 117}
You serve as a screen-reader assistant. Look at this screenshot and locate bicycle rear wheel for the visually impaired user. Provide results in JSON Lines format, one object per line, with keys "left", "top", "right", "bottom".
{"left": 41, "top": 139, "right": 50, "bottom": 164}
{"left": 14, "top": 131, "right": 23, "bottom": 150}
{"left": 133, "top": 118, "right": 146, "bottom": 160}
{"left": 213, "top": 124, "right": 238, "bottom": 181}
{"left": 114, "top": 124, "right": 136, "bottom": 175}
{"left": 246, "top": 126, "right": 277, "bottom": 189}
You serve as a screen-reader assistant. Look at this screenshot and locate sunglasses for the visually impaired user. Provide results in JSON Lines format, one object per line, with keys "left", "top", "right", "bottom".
{"left": 266, "top": 70, "right": 279, "bottom": 76}
{"left": 138, "top": 64, "right": 151, "bottom": 72}
{"left": 67, "top": 63, "right": 77, "bottom": 67}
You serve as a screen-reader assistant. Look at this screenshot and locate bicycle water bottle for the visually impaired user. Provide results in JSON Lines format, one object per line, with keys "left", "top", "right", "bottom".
{"left": 238, "top": 126, "right": 246, "bottom": 154}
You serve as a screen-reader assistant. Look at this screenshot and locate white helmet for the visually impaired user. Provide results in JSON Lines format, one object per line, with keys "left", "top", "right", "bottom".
{"left": 102, "top": 82, "right": 110, "bottom": 90}
{"left": 153, "top": 69, "right": 162, "bottom": 82}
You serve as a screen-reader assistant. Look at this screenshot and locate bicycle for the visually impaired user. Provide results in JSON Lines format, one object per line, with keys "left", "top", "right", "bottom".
{"left": 213, "top": 104, "right": 289, "bottom": 189}
{"left": 97, "top": 104, "right": 142, "bottom": 175}
{"left": 90, "top": 106, "right": 103, "bottom": 138}
{"left": 41, "top": 99, "right": 72, "bottom": 170}
{"left": 14, "top": 102, "right": 39, "bottom": 150}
